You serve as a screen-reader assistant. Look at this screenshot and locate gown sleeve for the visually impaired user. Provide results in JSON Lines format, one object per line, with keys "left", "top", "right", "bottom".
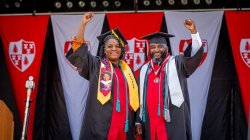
{"left": 66, "top": 44, "right": 100, "bottom": 80}
{"left": 177, "top": 43, "right": 204, "bottom": 78}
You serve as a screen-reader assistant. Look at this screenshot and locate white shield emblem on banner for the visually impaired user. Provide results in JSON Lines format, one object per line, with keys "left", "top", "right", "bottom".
{"left": 125, "top": 38, "right": 149, "bottom": 71}
{"left": 178, "top": 39, "right": 208, "bottom": 65}
{"left": 9, "top": 39, "right": 35, "bottom": 72}
{"left": 240, "top": 39, "right": 250, "bottom": 68}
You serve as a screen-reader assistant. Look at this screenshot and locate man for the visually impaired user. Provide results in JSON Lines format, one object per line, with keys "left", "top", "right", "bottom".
{"left": 135, "top": 19, "right": 204, "bottom": 140}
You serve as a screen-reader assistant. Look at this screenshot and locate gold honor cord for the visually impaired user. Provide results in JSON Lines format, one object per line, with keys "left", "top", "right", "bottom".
{"left": 112, "top": 30, "right": 125, "bottom": 48}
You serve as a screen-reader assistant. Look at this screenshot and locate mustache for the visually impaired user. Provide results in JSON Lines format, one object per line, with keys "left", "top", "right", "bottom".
{"left": 150, "top": 50, "right": 167, "bottom": 64}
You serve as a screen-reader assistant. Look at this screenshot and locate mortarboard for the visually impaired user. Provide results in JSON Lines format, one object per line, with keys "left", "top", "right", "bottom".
{"left": 141, "top": 32, "right": 175, "bottom": 45}
{"left": 97, "top": 28, "right": 128, "bottom": 48}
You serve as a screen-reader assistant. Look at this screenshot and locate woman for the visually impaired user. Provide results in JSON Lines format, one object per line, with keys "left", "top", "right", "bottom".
{"left": 67, "top": 12, "right": 139, "bottom": 140}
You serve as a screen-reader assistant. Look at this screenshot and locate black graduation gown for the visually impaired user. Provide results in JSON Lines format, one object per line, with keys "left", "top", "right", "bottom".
{"left": 67, "top": 44, "right": 136, "bottom": 140}
{"left": 138, "top": 44, "right": 204, "bottom": 140}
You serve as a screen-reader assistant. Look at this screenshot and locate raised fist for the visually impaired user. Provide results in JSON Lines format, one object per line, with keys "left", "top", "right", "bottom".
{"left": 82, "top": 12, "right": 94, "bottom": 25}
{"left": 184, "top": 19, "right": 197, "bottom": 34}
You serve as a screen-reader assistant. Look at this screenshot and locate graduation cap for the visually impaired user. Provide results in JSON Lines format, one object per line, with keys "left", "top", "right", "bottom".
{"left": 141, "top": 32, "right": 175, "bottom": 45}
{"left": 97, "top": 28, "right": 128, "bottom": 48}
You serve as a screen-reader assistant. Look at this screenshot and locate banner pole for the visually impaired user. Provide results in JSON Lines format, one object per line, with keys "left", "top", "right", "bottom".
{"left": 20, "top": 76, "right": 35, "bottom": 140}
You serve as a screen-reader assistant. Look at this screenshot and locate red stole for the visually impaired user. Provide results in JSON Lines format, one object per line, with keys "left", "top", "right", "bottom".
{"left": 108, "top": 67, "right": 127, "bottom": 140}
{"left": 146, "top": 63, "right": 169, "bottom": 140}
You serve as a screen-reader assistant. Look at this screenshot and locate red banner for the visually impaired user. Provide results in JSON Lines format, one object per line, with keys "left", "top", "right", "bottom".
{"left": 0, "top": 15, "right": 49, "bottom": 139}
{"left": 107, "top": 12, "right": 163, "bottom": 76}
{"left": 225, "top": 11, "right": 250, "bottom": 122}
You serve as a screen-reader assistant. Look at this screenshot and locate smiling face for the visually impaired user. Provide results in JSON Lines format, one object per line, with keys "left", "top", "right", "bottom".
{"left": 103, "top": 73, "right": 111, "bottom": 81}
{"left": 104, "top": 38, "right": 122, "bottom": 63}
{"left": 150, "top": 43, "right": 168, "bottom": 63}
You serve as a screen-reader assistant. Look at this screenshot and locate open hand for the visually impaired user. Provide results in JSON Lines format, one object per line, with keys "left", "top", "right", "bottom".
{"left": 184, "top": 19, "right": 197, "bottom": 34}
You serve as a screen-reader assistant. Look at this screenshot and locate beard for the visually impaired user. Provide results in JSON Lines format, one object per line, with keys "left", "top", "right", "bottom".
{"left": 151, "top": 50, "right": 167, "bottom": 64}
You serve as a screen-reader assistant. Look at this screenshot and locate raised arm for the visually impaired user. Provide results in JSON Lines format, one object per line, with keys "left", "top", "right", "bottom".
{"left": 180, "top": 19, "right": 204, "bottom": 77}
{"left": 75, "top": 12, "right": 93, "bottom": 41}
{"left": 67, "top": 12, "right": 99, "bottom": 80}
{"left": 71, "top": 12, "right": 94, "bottom": 52}
{"left": 184, "top": 19, "right": 202, "bottom": 56}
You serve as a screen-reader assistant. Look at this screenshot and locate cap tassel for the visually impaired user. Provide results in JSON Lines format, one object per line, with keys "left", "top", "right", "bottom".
{"left": 165, "top": 108, "right": 171, "bottom": 122}
{"left": 158, "top": 104, "right": 161, "bottom": 116}
{"left": 112, "top": 30, "right": 125, "bottom": 48}
{"left": 124, "top": 120, "right": 129, "bottom": 132}
{"left": 164, "top": 106, "right": 167, "bottom": 120}
{"left": 116, "top": 100, "right": 120, "bottom": 112}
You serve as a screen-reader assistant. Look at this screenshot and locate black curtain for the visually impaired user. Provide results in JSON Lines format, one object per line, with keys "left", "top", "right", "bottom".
{"left": 201, "top": 16, "right": 247, "bottom": 140}
{"left": 0, "top": 38, "right": 22, "bottom": 140}
{"left": 32, "top": 19, "right": 72, "bottom": 140}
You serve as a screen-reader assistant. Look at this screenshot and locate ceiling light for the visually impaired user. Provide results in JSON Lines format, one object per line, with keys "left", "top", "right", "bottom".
{"left": 78, "top": 1, "right": 85, "bottom": 8}
{"left": 155, "top": 0, "right": 162, "bottom": 6}
{"left": 102, "top": 0, "right": 109, "bottom": 7}
{"left": 205, "top": 0, "right": 212, "bottom": 5}
{"left": 66, "top": 1, "right": 73, "bottom": 8}
{"left": 14, "top": 1, "right": 21, "bottom": 8}
{"left": 114, "top": 1, "right": 121, "bottom": 7}
{"left": 143, "top": 0, "right": 150, "bottom": 6}
{"left": 193, "top": 0, "right": 200, "bottom": 5}
{"left": 168, "top": 0, "right": 175, "bottom": 5}
{"left": 181, "top": 0, "right": 188, "bottom": 5}
{"left": 54, "top": 1, "right": 62, "bottom": 9}
{"left": 90, "top": 1, "right": 97, "bottom": 8}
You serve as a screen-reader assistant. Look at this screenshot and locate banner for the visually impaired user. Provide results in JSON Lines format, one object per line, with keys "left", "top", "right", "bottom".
{"left": 107, "top": 12, "right": 164, "bottom": 76}
{"left": 0, "top": 15, "right": 49, "bottom": 140}
{"left": 164, "top": 11, "right": 223, "bottom": 140}
{"left": 51, "top": 14, "right": 105, "bottom": 140}
{"left": 225, "top": 11, "right": 250, "bottom": 121}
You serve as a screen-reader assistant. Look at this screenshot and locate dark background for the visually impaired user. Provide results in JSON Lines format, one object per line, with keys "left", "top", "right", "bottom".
{"left": 0, "top": 0, "right": 250, "bottom": 14}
